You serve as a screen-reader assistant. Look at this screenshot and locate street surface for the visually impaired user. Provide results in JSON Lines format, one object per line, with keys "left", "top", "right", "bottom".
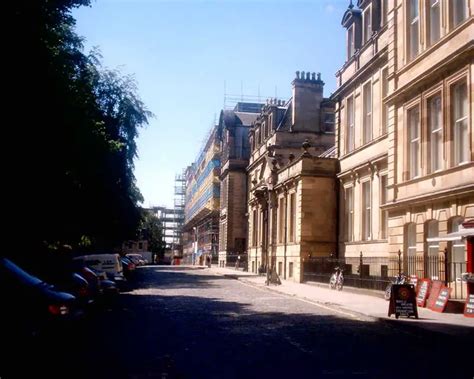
{"left": 4, "top": 266, "right": 472, "bottom": 379}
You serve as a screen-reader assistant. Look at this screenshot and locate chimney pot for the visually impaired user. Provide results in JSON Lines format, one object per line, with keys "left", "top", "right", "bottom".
{"left": 306, "top": 72, "right": 310, "bottom": 80}
{"left": 301, "top": 71, "right": 305, "bottom": 80}
{"left": 317, "top": 72, "right": 322, "bottom": 81}
{"left": 311, "top": 72, "right": 316, "bottom": 80}
{"left": 296, "top": 71, "right": 300, "bottom": 79}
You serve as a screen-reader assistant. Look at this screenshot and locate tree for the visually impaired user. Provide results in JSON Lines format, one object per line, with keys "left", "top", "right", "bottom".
{"left": 140, "top": 209, "right": 165, "bottom": 263}
{"left": 7, "top": 1, "right": 152, "bottom": 261}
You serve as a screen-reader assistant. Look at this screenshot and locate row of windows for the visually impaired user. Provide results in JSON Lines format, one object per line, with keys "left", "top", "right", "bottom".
{"left": 345, "top": 66, "right": 389, "bottom": 153}
{"left": 250, "top": 192, "right": 297, "bottom": 247}
{"left": 407, "top": 0, "right": 468, "bottom": 62}
{"left": 347, "top": 0, "right": 390, "bottom": 59}
{"left": 406, "top": 77, "right": 469, "bottom": 180}
{"left": 345, "top": 175, "right": 388, "bottom": 242}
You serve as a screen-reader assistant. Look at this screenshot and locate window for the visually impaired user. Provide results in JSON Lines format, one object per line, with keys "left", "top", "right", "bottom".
{"left": 138, "top": 242, "right": 143, "bottom": 250}
{"left": 381, "top": 67, "right": 389, "bottom": 134}
{"left": 382, "top": 0, "right": 389, "bottom": 25}
{"left": 362, "top": 181, "right": 371, "bottom": 240}
{"left": 288, "top": 193, "right": 296, "bottom": 243}
{"left": 345, "top": 187, "right": 354, "bottom": 242}
{"left": 289, "top": 262, "right": 294, "bottom": 278}
{"left": 425, "top": 220, "right": 439, "bottom": 279}
{"left": 347, "top": 25, "right": 355, "bottom": 58}
{"left": 363, "top": 7, "right": 372, "bottom": 44}
{"left": 405, "top": 223, "right": 417, "bottom": 276}
{"left": 452, "top": 80, "right": 468, "bottom": 165}
{"left": 346, "top": 96, "right": 355, "bottom": 153}
{"left": 408, "top": 0, "right": 420, "bottom": 61}
{"left": 380, "top": 175, "right": 388, "bottom": 239}
{"left": 428, "top": 0, "right": 440, "bottom": 46}
{"left": 408, "top": 106, "right": 420, "bottom": 178}
{"left": 278, "top": 197, "right": 285, "bottom": 243}
{"left": 252, "top": 209, "right": 258, "bottom": 247}
{"left": 278, "top": 262, "right": 282, "bottom": 276}
{"left": 363, "top": 82, "right": 372, "bottom": 144}
{"left": 428, "top": 95, "right": 443, "bottom": 172}
{"left": 451, "top": 0, "right": 467, "bottom": 28}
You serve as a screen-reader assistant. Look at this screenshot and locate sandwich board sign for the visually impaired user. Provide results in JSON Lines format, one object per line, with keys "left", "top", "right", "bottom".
{"left": 416, "top": 279, "right": 431, "bottom": 307}
{"left": 388, "top": 284, "right": 419, "bottom": 319}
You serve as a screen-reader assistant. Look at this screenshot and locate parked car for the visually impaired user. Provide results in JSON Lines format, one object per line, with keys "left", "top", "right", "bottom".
{"left": 121, "top": 256, "right": 136, "bottom": 278}
{"left": 0, "top": 257, "right": 79, "bottom": 338}
{"left": 126, "top": 253, "right": 147, "bottom": 266}
{"left": 73, "top": 254, "right": 125, "bottom": 284}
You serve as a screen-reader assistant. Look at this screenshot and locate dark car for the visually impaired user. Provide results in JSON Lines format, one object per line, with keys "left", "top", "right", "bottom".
{"left": 0, "top": 257, "right": 79, "bottom": 338}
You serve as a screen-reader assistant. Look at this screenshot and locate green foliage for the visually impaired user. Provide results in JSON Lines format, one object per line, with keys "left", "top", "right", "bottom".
{"left": 140, "top": 210, "right": 165, "bottom": 255}
{"left": 7, "top": 0, "right": 152, "bottom": 257}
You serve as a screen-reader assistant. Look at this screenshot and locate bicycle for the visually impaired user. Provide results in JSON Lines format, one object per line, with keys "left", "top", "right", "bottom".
{"left": 329, "top": 267, "right": 344, "bottom": 291}
{"left": 384, "top": 273, "right": 408, "bottom": 300}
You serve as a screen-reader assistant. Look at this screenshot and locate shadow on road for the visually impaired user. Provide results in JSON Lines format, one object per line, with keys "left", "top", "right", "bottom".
{"left": 3, "top": 266, "right": 472, "bottom": 379}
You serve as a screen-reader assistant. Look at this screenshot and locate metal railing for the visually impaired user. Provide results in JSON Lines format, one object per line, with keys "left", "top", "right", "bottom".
{"left": 303, "top": 252, "right": 467, "bottom": 299}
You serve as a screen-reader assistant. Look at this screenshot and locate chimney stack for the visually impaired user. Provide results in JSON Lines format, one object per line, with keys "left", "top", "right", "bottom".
{"left": 291, "top": 70, "right": 325, "bottom": 132}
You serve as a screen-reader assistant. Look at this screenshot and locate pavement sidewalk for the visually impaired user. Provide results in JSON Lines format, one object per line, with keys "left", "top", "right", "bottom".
{"left": 207, "top": 265, "right": 473, "bottom": 334}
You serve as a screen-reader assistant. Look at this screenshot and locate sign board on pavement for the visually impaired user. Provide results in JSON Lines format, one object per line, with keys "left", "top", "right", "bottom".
{"left": 416, "top": 279, "right": 431, "bottom": 307}
{"left": 430, "top": 286, "right": 451, "bottom": 313}
{"left": 464, "top": 294, "right": 474, "bottom": 318}
{"left": 388, "top": 284, "right": 419, "bottom": 319}
{"left": 425, "top": 280, "right": 443, "bottom": 309}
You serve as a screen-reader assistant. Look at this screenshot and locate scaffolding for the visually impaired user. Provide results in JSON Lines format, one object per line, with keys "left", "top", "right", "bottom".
{"left": 172, "top": 170, "right": 186, "bottom": 257}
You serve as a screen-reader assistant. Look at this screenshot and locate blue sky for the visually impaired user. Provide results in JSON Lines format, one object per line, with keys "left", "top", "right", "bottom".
{"left": 73, "top": 0, "right": 348, "bottom": 208}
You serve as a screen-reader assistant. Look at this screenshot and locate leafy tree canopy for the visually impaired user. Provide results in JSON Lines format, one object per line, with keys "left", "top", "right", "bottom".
{"left": 7, "top": 0, "right": 153, "bottom": 260}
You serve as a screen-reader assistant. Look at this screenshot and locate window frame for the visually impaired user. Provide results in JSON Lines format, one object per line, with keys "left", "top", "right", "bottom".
{"left": 345, "top": 186, "right": 354, "bottom": 242}
{"left": 450, "top": 0, "right": 467, "bottom": 29}
{"left": 406, "top": 104, "right": 421, "bottom": 179}
{"left": 363, "top": 81, "right": 373, "bottom": 144}
{"left": 361, "top": 180, "right": 372, "bottom": 241}
{"left": 363, "top": 5, "right": 372, "bottom": 45}
{"left": 426, "top": 0, "right": 441, "bottom": 47}
{"left": 381, "top": 66, "right": 389, "bottom": 135}
{"left": 450, "top": 78, "right": 469, "bottom": 166}
{"left": 426, "top": 92, "right": 444, "bottom": 173}
{"left": 380, "top": 174, "right": 388, "bottom": 240}
{"left": 346, "top": 95, "right": 355, "bottom": 153}
{"left": 288, "top": 192, "right": 296, "bottom": 243}
{"left": 407, "top": 0, "right": 420, "bottom": 61}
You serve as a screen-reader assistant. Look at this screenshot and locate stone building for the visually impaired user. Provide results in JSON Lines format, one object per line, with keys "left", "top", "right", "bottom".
{"left": 247, "top": 72, "right": 337, "bottom": 282}
{"left": 333, "top": 0, "right": 473, "bottom": 298}
{"left": 218, "top": 102, "right": 262, "bottom": 267}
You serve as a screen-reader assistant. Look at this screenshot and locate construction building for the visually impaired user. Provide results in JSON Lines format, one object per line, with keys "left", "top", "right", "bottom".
{"left": 218, "top": 102, "right": 262, "bottom": 267}
{"left": 182, "top": 127, "right": 222, "bottom": 265}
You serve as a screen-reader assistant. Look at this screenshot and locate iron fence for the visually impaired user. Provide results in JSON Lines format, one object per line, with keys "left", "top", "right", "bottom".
{"left": 303, "top": 256, "right": 391, "bottom": 292}
{"left": 303, "top": 253, "right": 467, "bottom": 299}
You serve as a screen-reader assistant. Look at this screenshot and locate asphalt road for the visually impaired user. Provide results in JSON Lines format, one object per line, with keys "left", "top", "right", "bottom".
{"left": 4, "top": 266, "right": 473, "bottom": 379}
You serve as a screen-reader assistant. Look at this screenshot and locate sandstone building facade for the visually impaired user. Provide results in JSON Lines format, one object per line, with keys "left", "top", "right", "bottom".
{"left": 333, "top": 0, "right": 473, "bottom": 298}
{"left": 247, "top": 73, "right": 337, "bottom": 282}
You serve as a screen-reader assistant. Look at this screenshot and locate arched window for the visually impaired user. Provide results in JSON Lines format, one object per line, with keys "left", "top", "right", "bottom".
{"left": 404, "top": 223, "right": 417, "bottom": 275}
{"left": 425, "top": 220, "right": 439, "bottom": 279}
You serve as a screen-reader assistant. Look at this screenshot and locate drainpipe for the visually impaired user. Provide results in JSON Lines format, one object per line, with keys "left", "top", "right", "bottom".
{"left": 335, "top": 96, "right": 341, "bottom": 259}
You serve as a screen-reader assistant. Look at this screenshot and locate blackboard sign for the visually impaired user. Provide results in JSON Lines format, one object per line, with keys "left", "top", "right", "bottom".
{"left": 410, "top": 275, "right": 418, "bottom": 291}
{"left": 388, "top": 284, "right": 419, "bottom": 319}
{"left": 430, "top": 286, "right": 451, "bottom": 313}
{"left": 425, "top": 280, "right": 443, "bottom": 309}
{"left": 416, "top": 279, "right": 431, "bottom": 307}
{"left": 464, "top": 294, "right": 474, "bottom": 318}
